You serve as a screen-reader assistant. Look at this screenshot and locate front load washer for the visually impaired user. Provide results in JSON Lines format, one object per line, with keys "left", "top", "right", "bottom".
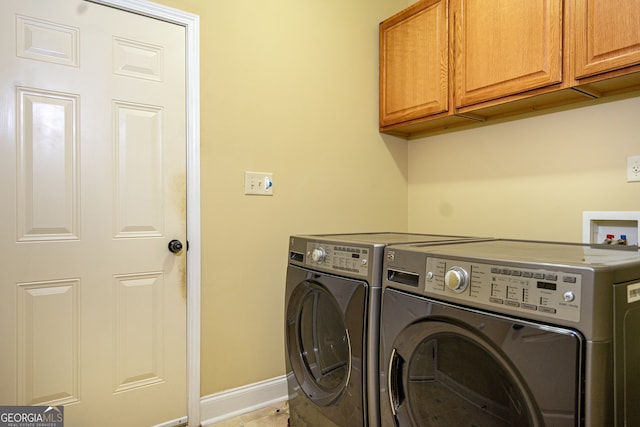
{"left": 380, "top": 240, "right": 640, "bottom": 427}
{"left": 285, "top": 233, "right": 486, "bottom": 427}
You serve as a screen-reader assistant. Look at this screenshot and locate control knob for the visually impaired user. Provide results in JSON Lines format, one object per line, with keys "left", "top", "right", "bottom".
{"left": 444, "top": 266, "right": 469, "bottom": 293}
{"left": 311, "top": 247, "right": 327, "bottom": 263}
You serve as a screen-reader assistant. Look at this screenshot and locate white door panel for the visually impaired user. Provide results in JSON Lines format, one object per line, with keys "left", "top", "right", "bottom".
{"left": 0, "top": 1, "right": 187, "bottom": 425}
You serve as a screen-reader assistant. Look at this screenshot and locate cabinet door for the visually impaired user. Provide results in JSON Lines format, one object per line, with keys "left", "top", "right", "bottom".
{"left": 574, "top": 0, "right": 640, "bottom": 79}
{"left": 454, "top": 0, "right": 563, "bottom": 108}
{"left": 380, "top": 0, "right": 449, "bottom": 128}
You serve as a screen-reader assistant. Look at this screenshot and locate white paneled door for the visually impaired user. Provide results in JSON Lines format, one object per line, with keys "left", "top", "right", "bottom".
{"left": 0, "top": 1, "right": 187, "bottom": 426}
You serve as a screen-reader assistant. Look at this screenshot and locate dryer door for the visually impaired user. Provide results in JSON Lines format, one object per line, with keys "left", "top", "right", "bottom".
{"left": 285, "top": 265, "right": 367, "bottom": 408}
{"left": 381, "top": 288, "right": 582, "bottom": 427}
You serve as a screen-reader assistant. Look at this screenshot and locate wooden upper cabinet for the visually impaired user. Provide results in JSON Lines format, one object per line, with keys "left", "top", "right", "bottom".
{"left": 378, "top": 0, "right": 640, "bottom": 137}
{"left": 453, "top": 0, "right": 563, "bottom": 108}
{"left": 574, "top": 0, "right": 640, "bottom": 79}
{"left": 379, "top": 0, "right": 449, "bottom": 128}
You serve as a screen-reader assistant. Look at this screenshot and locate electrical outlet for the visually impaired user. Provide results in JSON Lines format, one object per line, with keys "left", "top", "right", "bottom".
{"left": 244, "top": 171, "right": 273, "bottom": 195}
{"left": 628, "top": 155, "right": 640, "bottom": 182}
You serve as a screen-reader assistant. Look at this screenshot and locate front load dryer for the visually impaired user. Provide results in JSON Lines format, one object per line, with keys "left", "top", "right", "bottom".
{"left": 380, "top": 239, "right": 640, "bottom": 427}
{"left": 285, "top": 233, "right": 486, "bottom": 427}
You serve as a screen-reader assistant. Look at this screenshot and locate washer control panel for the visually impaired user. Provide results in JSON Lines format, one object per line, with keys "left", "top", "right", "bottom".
{"left": 425, "top": 258, "right": 582, "bottom": 322}
{"left": 306, "top": 242, "right": 369, "bottom": 275}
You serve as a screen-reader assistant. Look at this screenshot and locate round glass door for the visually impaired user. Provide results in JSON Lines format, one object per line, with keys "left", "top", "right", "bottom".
{"left": 287, "top": 279, "right": 351, "bottom": 406}
{"left": 389, "top": 321, "right": 542, "bottom": 427}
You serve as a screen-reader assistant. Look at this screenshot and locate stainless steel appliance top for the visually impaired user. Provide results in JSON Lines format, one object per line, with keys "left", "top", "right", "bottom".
{"left": 402, "top": 239, "right": 640, "bottom": 267}
{"left": 296, "top": 232, "right": 484, "bottom": 246}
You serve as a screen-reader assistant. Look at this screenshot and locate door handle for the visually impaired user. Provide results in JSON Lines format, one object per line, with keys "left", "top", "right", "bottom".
{"left": 168, "top": 239, "right": 183, "bottom": 254}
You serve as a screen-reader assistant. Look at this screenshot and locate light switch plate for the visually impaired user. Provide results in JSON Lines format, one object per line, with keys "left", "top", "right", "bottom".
{"left": 244, "top": 171, "right": 273, "bottom": 195}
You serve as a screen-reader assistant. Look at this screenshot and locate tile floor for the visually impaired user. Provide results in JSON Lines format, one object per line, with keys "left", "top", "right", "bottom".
{"left": 210, "top": 401, "right": 289, "bottom": 427}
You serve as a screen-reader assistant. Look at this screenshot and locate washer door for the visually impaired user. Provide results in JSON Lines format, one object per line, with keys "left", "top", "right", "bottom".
{"left": 389, "top": 320, "right": 541, "bottom": 427}
{"left": 382, "top": 290, "right": 582, "bottom": 427}
{"left": 286, "top": 267, "right": 366, "bottom": 407}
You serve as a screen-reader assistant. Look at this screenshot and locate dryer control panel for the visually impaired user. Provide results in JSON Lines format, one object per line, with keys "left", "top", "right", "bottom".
{"left": 306, "top": 242, "right": 370, "bottom": 275}
{"left": 424, "top": 258, "right": 582, "bottom": 322}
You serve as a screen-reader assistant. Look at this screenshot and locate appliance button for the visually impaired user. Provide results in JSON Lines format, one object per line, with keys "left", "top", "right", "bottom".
{"left": 563, "top": 291, "right": 576, "bottom": 302}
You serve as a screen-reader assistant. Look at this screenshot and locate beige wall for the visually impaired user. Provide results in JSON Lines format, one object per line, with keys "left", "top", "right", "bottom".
{"left": 407, "top": 94, "right": 640, "bottom": 241}
{"left": 152, "top": 0, "right": 409, "bottom": 396}
{"left": 151, "top": 0, "right": 640, "bottom": 399}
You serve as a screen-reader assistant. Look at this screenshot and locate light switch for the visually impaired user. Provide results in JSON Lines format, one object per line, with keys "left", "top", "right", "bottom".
{"left": 244, "top": 171, "right": 273, "bottom": 196}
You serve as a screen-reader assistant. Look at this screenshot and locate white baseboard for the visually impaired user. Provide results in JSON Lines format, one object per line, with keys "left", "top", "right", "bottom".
{"left": 151, "top": 416, "right": 188, "bottom": 427}
{"left": 200, "top": 375, "right": 288, "bottom": 426}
